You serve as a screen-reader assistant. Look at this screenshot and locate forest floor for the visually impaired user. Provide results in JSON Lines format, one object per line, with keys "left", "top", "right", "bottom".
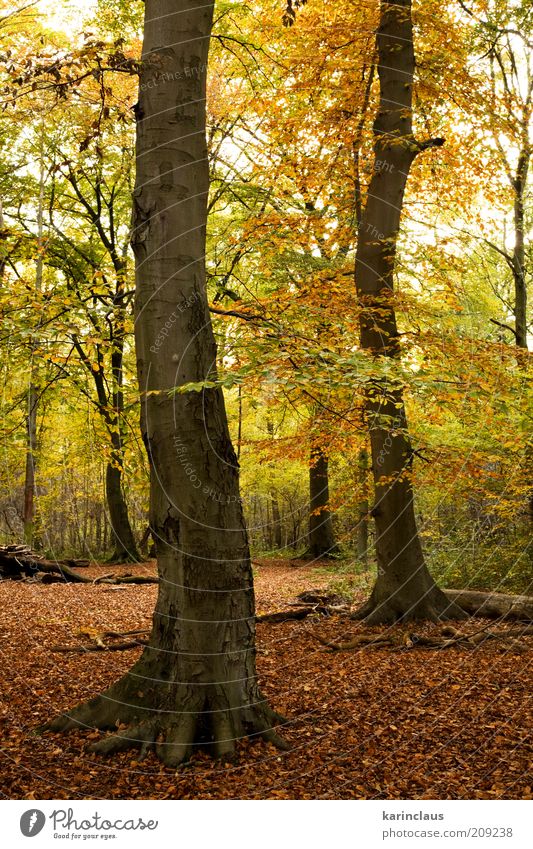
{"left": 0, "top": 558, "right": 531, "bottom": 800}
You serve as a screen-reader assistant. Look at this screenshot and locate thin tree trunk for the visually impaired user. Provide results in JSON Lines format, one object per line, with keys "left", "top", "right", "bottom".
{"left": 23, "top": 148, "right": 45, "bottom": 548}
{"left": 72, "top": 337, "right": 140, "bottom": 562}
{"left": 511, "top": 147, "right": 532, "bottom": 523}
{"left": 237, "top": 383, "right": 242, "bottom": 461}
{"left": 266, "top": 420, "right": 282, "bottom": 549}
{"left": 23, "top": 384, "right": 38, "bottom": 547}
{"left": 307, "top": 445, "right": 339, "bottom": 558}
{"left": 355, "top": 447, "right": 369, "bottom": 566}
{"left": 107, "top": 258, "right": 140, "bottom": 563}
{"left": 46, "top": 0, "right": 284, "bottom": 763}
{"left": 271, "top": 496, "right": 283, "bottom": 549}
{"left": 512, "top": 149, "right": 529, "bottom": 351}
{"left": 105, "top": 452, "right": 139, "bottom": 562}
{"left": 352, "top": 0, "right": 465, "bottom": 623}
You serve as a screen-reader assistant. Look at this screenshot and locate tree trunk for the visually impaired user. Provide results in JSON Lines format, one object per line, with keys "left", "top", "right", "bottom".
{"left": 307, "top": 445, "right": 339, "bottom": 558}
{"left": 107, "top": 255, "right": 140, "bottom": 563}
{"left": 105, "top": 450, "right": 139, "bottom": 563}
{"left": 355, "top": 447, "right": 369, "bottom": 566}
{"left": 512, "top": 148, "right": 529, "bottom": 351}
{"left": 23, "top": 147, "right": 45, "bottom": 549}
{"left": 266, "top": 420, "right": 282, "bottom": 549}
{"left": 72, "top": 343, "right": 140, "bottom": 563}
{"left": 511, "top": 148, "right": 532, "bottom": 523}
{"left": 271, "top": 496, "right": 283, "bottom": 549}
{"left": 45, "top": 0, "right": 284, "bottom": 764}
{"left": 352, "top": 0, "right": 465, "bottom": 623}
{"left": 23, "top": 383, "right": 38, "bottom": 547}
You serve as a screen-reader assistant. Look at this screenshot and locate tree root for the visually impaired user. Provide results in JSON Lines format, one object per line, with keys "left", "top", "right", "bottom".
{"left": 51, "top": 604, "right": 345, "bottom": 655}
{"left": 314, "top": 622, "right": 533, "bottom": 652}
{"left": 350, "top": 587, "right": 468, "bottom": 624}
{"left": 51, "top": 639, "right": 148, "bottom": 653}
{"left": 256, "top": 606, "right": 322, "bottom": 624}
{"left": 50, "top": 628, "right": 150, "bottom": 653}
{"left": 40, "top": 672, "right": 288, "bottom": 766}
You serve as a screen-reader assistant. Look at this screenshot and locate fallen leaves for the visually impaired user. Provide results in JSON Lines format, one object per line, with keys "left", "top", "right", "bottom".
{"left": 0, "top": 559, "right": 531, "bottom": 799}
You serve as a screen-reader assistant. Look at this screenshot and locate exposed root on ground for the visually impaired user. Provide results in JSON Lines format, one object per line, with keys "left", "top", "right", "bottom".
{"left": 40, "top": 667, "right": 288, "bottom": 766}
{"left": 314, "top": 622, "right": 533, "bottom": 652}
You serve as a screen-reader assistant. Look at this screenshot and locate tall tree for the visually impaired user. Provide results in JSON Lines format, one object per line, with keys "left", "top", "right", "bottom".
{"left": 46, "top": 0, "right": 285, "bottom": 764}
{"left": 351, "top": 0, "right": 465, "bottom": 623}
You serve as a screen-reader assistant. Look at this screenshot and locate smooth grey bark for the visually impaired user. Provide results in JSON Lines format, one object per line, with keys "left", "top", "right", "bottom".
{"left": 351, "top": 0, "right": 465, "bottom": 623}
{"left": 45, "top": 0, "right": 284, "bottom": 764}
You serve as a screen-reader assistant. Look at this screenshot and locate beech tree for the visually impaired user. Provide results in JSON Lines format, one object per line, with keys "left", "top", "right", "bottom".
{"left": 45, "top": 0, "right": 285, "bottom": 763}
{"left": 351, "top": 0, "right": 466, "bottom": 623}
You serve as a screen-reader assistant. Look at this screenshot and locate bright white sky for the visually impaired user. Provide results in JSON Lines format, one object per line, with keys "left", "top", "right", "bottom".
{"left": 38, "top": 0, "right": 95, "bottom": 35}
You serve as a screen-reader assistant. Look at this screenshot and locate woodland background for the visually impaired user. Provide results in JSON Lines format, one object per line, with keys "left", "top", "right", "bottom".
{"left": 0, "top": 0, "right": 531, "bottom": 593}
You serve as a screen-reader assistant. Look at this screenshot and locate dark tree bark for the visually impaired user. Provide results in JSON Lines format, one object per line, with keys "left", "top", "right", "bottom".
{"left": 44, "top": 0, "right": 284, "bottom": 764}
{"left": 352, "top": 0, "right": 465, "bottom": 624}
{"left": 105, "top": 458, "right": 139, "bottom": 562}
{"left": 510, "top": 131, "right": 532, "bottom": 526}
{"left": 512, "top": 148, "right": 529, "bottom": 351}
{"left": 23, "top": 152, "right": 45, "bottom": 549}
{"left": 355, "top": 447, "right": 369, "bottom": 566}
{"left": 271, "top": 496, "right": 283, "bottom": 549}
{"left": 106, "top": 258, "right": 141, "bottom": 563}
{"left": 71, "top": 334, "right": 140, "bottom": 563}
{"left": 307, "top": 445, "right": 339, "bottom": 558}
{"left": 23, "top": 383, "right": 38, "bottom": 547}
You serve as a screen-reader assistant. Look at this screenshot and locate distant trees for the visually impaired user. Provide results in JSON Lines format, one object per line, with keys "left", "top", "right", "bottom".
{"left": 44, "top": 104, "right": 140, "bottom": 561}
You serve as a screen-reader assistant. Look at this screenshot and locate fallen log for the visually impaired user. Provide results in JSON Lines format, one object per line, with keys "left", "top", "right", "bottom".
{"left": 37, "top": 562, "right": 93, "bottom": 583}
{"left": 0, "top": 548, "right": 92, "bottom": 583}
{"left": 112, "top": 575, "right": 158, "bottom": 585}
{"left": 444, "top": 589, "right": 533, "bottom": 622}
{"left": 0, "top": 546, "right": 159, "bottom": 585}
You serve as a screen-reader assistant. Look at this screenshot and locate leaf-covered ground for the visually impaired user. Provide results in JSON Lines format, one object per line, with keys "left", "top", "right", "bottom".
{"left": 0, "top": 559, "right": 531, "bottom": 800}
